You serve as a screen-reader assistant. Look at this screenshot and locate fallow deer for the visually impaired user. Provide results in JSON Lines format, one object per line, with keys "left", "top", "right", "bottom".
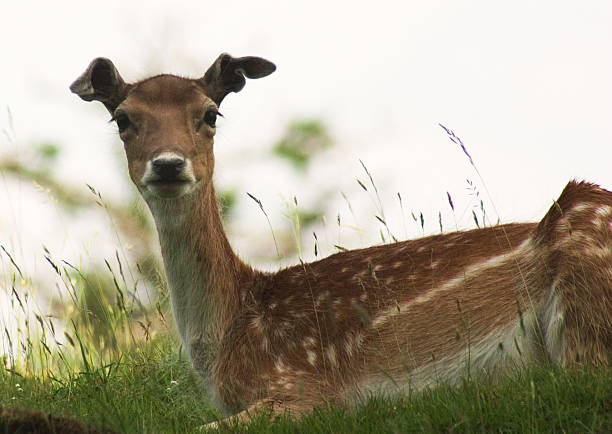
{"left": 71, "top": 54, "right": 612, "bottom": 425}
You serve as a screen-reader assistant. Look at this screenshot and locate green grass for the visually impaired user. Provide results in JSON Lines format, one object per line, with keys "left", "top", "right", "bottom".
{"left": 0, "top": 335, "right": 219, "bottom": 432}
{"left": 2, "top": 335, "right": 612, "bottom": 433}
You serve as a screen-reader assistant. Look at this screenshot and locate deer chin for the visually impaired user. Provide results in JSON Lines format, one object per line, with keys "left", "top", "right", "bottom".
{"left": 143, "top": 180, "right": 197, "bottom": 199}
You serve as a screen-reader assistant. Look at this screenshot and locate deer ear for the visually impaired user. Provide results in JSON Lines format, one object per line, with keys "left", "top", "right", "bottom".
{"left": 201, "top": 53, "right": 276, "bottom": 105}
{"left": 70, "top": 57, "right": 128, "bottom": 113}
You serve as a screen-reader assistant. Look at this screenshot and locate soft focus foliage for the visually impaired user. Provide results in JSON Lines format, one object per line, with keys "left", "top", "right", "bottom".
{"left": 273, "top": 120, "right": 332, "bottom": 170}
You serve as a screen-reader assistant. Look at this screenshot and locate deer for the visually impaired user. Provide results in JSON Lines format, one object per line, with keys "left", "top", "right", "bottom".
{"left": 71, "top": 53, "right": 612, "bottom": 426}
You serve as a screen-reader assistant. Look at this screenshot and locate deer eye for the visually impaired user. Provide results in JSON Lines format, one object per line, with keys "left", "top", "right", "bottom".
{"left": 112, "top": 113, "right": 132, "bottom": 133}
{"left": 201, "top": 110, "right": 221, "bottom": 129}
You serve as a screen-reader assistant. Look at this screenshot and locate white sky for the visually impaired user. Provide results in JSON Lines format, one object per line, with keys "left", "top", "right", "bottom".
{"left": 1, "top": 0, "right": 611, "bottom": 270}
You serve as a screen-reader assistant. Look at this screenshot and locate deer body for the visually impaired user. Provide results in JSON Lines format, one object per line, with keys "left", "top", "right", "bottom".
{"left": 71, "top": 55, "right": 612, "bottom": 422}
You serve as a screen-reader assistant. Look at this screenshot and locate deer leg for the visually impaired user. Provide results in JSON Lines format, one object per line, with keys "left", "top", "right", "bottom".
{"left": 541, "top": 238, "right": 612, "bottom": 367}
{"left": 202, "top": 398, "right": 309, "bottom": 430}
{"left": 555, "top": 270, "right": 612, "bottom": 367}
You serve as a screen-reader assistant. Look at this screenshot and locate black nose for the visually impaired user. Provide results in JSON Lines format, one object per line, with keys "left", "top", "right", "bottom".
{"left": 152, "top": 157, "right": 186, "bottom": 181}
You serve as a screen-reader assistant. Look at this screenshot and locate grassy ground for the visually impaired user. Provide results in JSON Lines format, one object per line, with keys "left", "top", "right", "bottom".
{"left": 1, "top": 334, "right": 611, "bottom": 433}
{"left": 0, "top": 336, "right": 217, "bottom": 432}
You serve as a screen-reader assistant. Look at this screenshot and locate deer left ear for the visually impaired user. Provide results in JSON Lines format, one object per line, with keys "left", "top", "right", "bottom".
{"left": 70, "top": 57, "right": 128, "bottom": 113}
{"left": 201, "top": 53, "right": 276, "bottom": 105}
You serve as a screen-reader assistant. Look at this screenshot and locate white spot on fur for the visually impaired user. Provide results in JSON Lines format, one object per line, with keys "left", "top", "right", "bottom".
{"left": 326, "top": 345, "right": 338, "bottom": 367}
{"left": 392, "top": 262, "right": 402, "bottom": 269}
{"left": 344, "top": 338, "right": 354, "bottom": 357}
{"left": 344, "top": 332, "right": 364, "bottom": 357}
{"left": 354, "top": 333, "right": 364, "bottom": 348}
{"left": 250, "top": 315, "right": 264, "bottom": 332}
{"left": 594, "top": 205, "right": 612, "bottom": 218}
{"left": 568, "top": 203, "right": 591, "bottom": 215}
{"left": 587, "top": 245, "right": 612, "bottom": 259}
{"left": 307, "top": 350, "right": 317, "bottom": 366}
{"left": 316, "top": 291, "right": 330, "bottom": 305}
{"left": 275, "top": 358, "right": 287, "bottom": 373}
{"left": 303, "top": 336, "right": 316, "bottom": 348}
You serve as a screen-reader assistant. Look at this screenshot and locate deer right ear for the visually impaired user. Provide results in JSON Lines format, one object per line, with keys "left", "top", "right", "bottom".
{"left": 201, "top": 53, "right": 276, "bottom": 105}
{"left": 70, "top": 57, "right": 128, "bottom": 113}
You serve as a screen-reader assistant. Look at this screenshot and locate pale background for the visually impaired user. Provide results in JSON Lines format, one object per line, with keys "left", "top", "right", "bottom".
{"left": 1, "top": 0, "right": 611, "bottom": 282}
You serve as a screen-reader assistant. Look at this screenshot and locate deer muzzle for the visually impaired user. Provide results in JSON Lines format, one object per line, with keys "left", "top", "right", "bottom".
{"left": 141, "top": 152, "right": 197, "bottom": 199}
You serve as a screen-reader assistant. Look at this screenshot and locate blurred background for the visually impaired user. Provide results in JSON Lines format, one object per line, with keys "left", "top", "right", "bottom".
{"left": 0, "top": 0, "right": 611, "bottom": 369}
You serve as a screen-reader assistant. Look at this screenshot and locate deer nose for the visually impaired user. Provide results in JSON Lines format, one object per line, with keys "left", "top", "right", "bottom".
{"left": 152, "top": 157, "right": 186, "bottom": 181}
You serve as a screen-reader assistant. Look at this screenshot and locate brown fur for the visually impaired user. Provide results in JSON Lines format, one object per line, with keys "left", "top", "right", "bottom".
{"left": 71, "top": 55, "right": 612, "bottom": 424}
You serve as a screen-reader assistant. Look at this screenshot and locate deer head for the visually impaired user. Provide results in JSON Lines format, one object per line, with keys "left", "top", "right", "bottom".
{"left": 70, "top": 54, "right": 275, "bottom": 201}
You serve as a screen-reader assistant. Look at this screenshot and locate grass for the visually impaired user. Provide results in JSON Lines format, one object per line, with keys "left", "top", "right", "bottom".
{"left": 0, "top": 335, "right": 219, "bottom": 433}
{"left": 1, "top": 341, "right": 612, "bottom": 433}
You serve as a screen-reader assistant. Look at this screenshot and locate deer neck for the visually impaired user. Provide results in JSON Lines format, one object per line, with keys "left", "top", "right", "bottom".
{"left": 145, "top": 182, "right": 251, "bottom": 351}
